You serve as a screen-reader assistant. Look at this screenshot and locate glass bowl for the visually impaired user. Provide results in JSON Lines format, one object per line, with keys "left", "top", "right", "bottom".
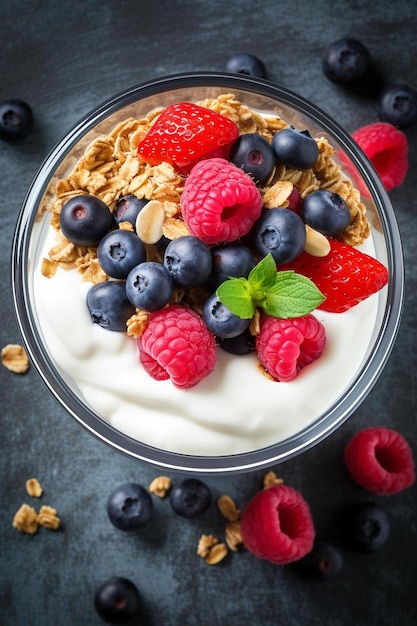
{"left": 12, "top": 72, "right": 404, "bottom": 474}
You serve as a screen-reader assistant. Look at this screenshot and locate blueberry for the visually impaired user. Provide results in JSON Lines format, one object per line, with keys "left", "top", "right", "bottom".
{"left": 87, "top": 281, "right": 135, "bottom": 332}
{"left": 252, "top": 208, "right": 306, "bottom": 264}
{"left": 378, "top": 84, "right": 417, "bottom": 128}
{"left": 60, "top": 194, "right": 114, "bottom": 247}
{"left": 301, "top": 539, "right": 344, "bottom": 579}
{"left": 107, "top": 482, "right": 153, "bottom": 531}
{"left": 272, "top": 128, "right": 319, "bottom": 170}
{"left": 343, "top": 501, "right": 390, "bottom": 553}
{"left": 169, "top": 478, "right": 212, "bottom": 519}
{"left": 0, "top": 98, "right": 34, "bottom": 142}
{"left": 219, "top": 328, "right": 256, "bottom": 355}
{"left": 125, "top": 261, "right": 174, "bottom": 312}
{"left": 163, "top": 235, "right": 212, "bottom": 288}
{"left": 203, "top": 293, "right": 251, "bottom": 339}
{"left": 208, "top": 243, "right": 256, "bottom": 291}
{"left": 301, "top": 190, "right": 351, "bottom": 237}
{"left": 98, "top": 230, "right": 146, "bottom": 279}
{"left": 94, "top": 576, "right": 142, "bottom": 624}
{"left": 229, "top": 133, "right": 276, "bottom": 184}
{"left": 113, "top": 195, "right": 148, "bottom": 227}
{"left": 322, "top": 38, "right": 371, "bottom": 84}
{"left": 224, "top": 52, "right": 267, "bottom": 78}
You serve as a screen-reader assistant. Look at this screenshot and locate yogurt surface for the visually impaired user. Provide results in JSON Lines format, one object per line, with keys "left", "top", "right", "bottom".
{"left": 33, "top": 227, "right": 378, "bottom": 456}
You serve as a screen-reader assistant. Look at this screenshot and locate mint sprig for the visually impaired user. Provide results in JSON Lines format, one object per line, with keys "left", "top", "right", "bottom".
{"left": 216, "top": 253, "right": 325, "bottom": 319}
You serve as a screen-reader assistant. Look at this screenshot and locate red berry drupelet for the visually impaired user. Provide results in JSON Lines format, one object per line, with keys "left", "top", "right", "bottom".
{"left": 240, "top": 484, "right": 315, "bottom": 565}
{"left": 344, "top": 427, "right": 415, "bottom": 495}
{"left": 137, "top": 305, "right": 217, "bottom": 389}
{"left": 181, "top": 158, "right": 263, "bottom": 244}
{"left": 256, "top": 314, "right": 326, "bottom": 382}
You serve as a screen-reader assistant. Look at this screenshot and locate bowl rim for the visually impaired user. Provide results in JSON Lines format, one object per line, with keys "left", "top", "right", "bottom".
{"left": 11, "top": 71, "right": 404, "bottom": 475}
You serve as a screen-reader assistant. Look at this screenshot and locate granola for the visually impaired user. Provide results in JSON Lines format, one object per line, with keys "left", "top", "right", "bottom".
{"left": 1, "top": 344, "right": 30, "bottom": 374}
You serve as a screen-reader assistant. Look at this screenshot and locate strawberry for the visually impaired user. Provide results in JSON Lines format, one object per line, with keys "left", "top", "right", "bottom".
{"left": 137, "top": 102, "right": 239, "bottom": 174}
{"left": 280, "top": 239, "right": 389, "bottom": 313}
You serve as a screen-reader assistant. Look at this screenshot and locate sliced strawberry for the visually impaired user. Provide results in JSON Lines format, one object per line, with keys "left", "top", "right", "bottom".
{"left": 137, "top": 102, "right": 239, "bottom": 174}
{"left": 280, "top": 239, "right": 389, "bottom": 313}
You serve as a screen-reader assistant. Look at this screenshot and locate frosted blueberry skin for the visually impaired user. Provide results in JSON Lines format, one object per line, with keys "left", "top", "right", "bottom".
{"left": 60, "top": 194, "right": 114, "bottom": 247}
{"left": 94, "top": 576, "right": 142, "bottom": 623}
{"left": 219, "top": 328, "right": 256, "bottom": 355}
{"left": 113, "top": 194, "right": 148, "bottom": 227}
{"left": 224, "top": 52, "right": 267, "bottom": 78}
{"left": 164, "top": 235, "right": 212, "bottom": 288}
{"left": 107, "top": 482, "right": 153, "bottom": 531}
{"left": 301, "top": 189, "right": 351, "bottom": 237}
{"left": 229, "top": 133, "right": 276, "bottom": 184}
{"left": 203, "top": 293, "right": 251, "bottom": 339}
{"left": 253, "top": 208, "right": 306, "bottom": 264}
{"left": 0, "top": 98, "right": 34, "bottom": 142}
{"left": 169, "top": 478, "right": 212, "bottom": 519}
{"left": 322, "top": 38, "right": 371, "bottom": 84}
{"left": 342, "top": 502, "right": 390, "bottom": 553}
{"left": 378, "top": 84, "right": 417, "bottom": 128}
{"left": 207, "top": 242, "right": 256, "bottom": 291}
{"left": 87, "top": 281, "right": 135, "bottom": 332}
{"left": 272, "top": 128, "right": 319, "bottom": 170}
{"left": 98, "top": 229, "right": 147, "bottom": 279}
{"left": 125, "top": 261, "right": 174, "bottom": 312}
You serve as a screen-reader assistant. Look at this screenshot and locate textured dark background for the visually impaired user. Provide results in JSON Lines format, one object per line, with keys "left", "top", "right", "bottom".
{"left": 1, "top": 1, "right": 416, "bottom": 625}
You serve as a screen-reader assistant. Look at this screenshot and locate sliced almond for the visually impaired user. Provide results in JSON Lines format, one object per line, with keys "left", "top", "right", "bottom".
{"left": 135, "top": 199, "right": 165, "bottom": 244}
{"left": 304, "top": 224, "right": 331, "bottom": 257}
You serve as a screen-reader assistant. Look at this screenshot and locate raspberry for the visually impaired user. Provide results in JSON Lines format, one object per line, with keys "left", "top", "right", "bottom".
{"left": 181, "top": 158, "right": 263, "bottom": 244}
{"left": 352, "top": 122, "right": 408, "bottom": 191}
{"left": 256, "top": 314, "right": 326, "bottom": 382}
{"left": 344, "top": 427, "right": 415, "bottom": 495}
{"left": 137, "top": 305, "right": 217, "bottom": 389}
{"left": 240, "top": 484, "right": 315, "bottom": 565}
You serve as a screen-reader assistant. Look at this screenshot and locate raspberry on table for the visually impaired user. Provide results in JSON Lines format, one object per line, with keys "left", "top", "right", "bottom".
{"left": 137, "top": 305, "right": 217, "bottom": 389}
{"left": 256, "top": 314, "right": 326, "bottom": 382}
{"left": 352, "top": 122, "right": 408, "bottom": 191}
{"left": 240, "top": 484, "right": 315, "bottom": 565}
{"left": 344, "top": 427, "right": 415, "bottom": 495}
{"left": 181, "top": 158, "right": 263, "bottom": 244}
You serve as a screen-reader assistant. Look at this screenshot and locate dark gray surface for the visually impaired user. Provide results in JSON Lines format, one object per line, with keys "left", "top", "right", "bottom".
{"left": 1, "top": 1, "right": 416, "bottom": 624}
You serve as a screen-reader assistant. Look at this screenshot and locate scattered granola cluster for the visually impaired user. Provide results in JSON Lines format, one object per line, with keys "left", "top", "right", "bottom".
{"left": 12, "top": 478, "right": 61, "bottom": 535}
{"left": 1, "top": 343, "right": 30, "bottom": 374}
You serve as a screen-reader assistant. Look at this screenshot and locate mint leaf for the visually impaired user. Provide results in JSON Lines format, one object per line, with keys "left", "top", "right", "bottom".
{"left": 216, "top": 255, "right": 326, "bottom": 320}
{"left": 216, "top": 277, "right": 254, "bottom": 319}
{"left": 261, "top": 271, "right": 325, "bottom": 318}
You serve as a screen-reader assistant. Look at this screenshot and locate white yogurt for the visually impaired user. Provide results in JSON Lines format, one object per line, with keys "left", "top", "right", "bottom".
{"left": 33, "top": 227, "right": 378, "bottom": 456}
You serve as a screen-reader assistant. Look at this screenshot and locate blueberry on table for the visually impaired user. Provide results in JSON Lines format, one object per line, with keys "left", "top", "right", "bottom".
{"left": 300, "top": 539, "right": 344, "bottom": 579}
{"left": 224, "top": 52, "right": 267, "bottom": 78}
{"left": 253, "top": 208, "right": 306, "bottom": 264}
{"left": 125, "top": 261, "right": 174, "bottom": 312}
{"left": 98, "top": 230, "right": 146, "bottom": 279}
{"left": 301, "top": 190, "right": 351, "bottom": 237}
{"left": 94, "top": 576, "right": 142, "bottom": 624}
{"left": 60, "top": 194, "right": 114, "bottom": 247}
{"left": 378, "top": 84, "right": 417, "bottom": 128}
{"left": 229, "top": 133, "right": 276, "bottom": 184}
{"left": 169, "top": 478, "right": 212, "bottom": 519}
{"left": 272, "top": 128, "right": 319, "bottom": 170}
{"left": 322, "top": 38, "right": 371, "bottom": 84}
{"left": 163, "top": 235, "right": 212, "bottom": 288}
{"left": 0, "top": 98, "right": 34, "bottom": 142}
{"left": 107, "top": 483, "right": 153, "bottom": 531}
{"left": 113, "top": 194, "right": 148, "bottom": 227}
{"left": 342, "top": 501, "right": 390, "bottom": 553}
{"left": 87, "top": 281, "right": 136, "bottom": 332}
{"left": 208, "top": 242, "right": 256, "bottom": 291}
